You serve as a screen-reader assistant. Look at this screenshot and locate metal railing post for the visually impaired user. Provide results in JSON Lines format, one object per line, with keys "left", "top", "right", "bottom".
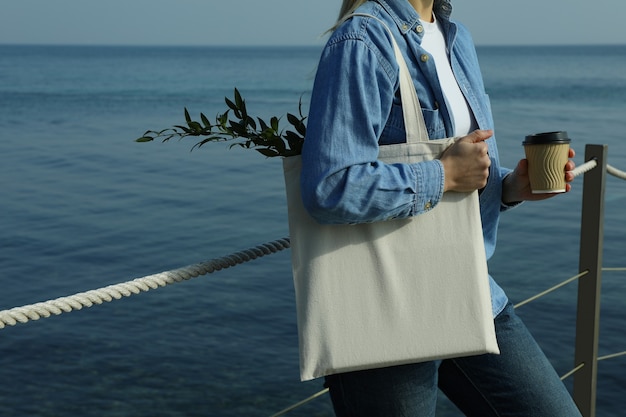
{"left": 573, "top": 144, "right": 607, "bottom": 417}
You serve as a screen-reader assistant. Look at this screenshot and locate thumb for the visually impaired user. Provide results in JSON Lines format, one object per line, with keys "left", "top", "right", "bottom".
{"left": 459, "top": 129, "right": 493, "bottom": 144}
{"left": 516, "top": 158, "right": 529, "bottom": 175}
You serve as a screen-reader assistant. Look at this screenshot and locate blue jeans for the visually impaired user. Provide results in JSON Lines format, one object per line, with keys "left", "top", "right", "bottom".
{"left": 324, "top": 302, "right": 582, "bottom": 416}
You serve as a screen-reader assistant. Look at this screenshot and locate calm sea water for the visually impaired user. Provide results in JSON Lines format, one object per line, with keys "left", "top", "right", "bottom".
{"left": 0, "top": 44, "right": 624, "bottom": 416}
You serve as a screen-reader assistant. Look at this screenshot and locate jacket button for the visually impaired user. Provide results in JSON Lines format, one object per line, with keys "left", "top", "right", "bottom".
{"left": 424, "top": 201, "right": 433, "bottom": 210}
{"left": 416, "top": 25, "right": 424, "bottom": 33}
{"left": 402, "top": 24, "right": 409, "bottom": 31}
{"left": 420, "top": 54, "right": 429, "bottom": 62}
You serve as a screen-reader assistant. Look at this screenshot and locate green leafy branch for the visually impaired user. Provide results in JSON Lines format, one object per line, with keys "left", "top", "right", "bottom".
{"left": 136, "top": 88, "right": 306, "bottom": 157}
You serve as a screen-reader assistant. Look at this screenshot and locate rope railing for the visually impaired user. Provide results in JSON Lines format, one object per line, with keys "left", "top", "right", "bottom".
{"left": 2, "top": 162, "right": 621, "bottom": 330}
{"left": 513, "top": 271, "right": 588, "bottom": 309}
{"left": 513, "top": 266, "right": 626, "bottom": 368}
{"left": 570, "top": 160, "right": 625, "bottom": 180}
{"left": 0, "top": 157, "right": 623, "bottom": 416}
{"left": 598, "top": 351, "right": 626, "bottom": 361}
{"left": 607, "top": 164, "right": 626, "bottom": 180}
{"left": 0, "top": 238, "right": 290, "bottom": 329}
{"left": 571, "top": 159, "right": 598, "bottom": 178}
{"left": 561, "top": 363, "right": 586, "bottom": 381}
{"left": 270, "top": 388, "right": 330, "bottom": 417}
{"left": 512, "top": 268, "right": 626, "bottom": 382}
{"left": 559, "top": 350, "right": 626, "bottom": 382}
{"left": 558, "top": 266, "right": 626, "bottom": 384}
{"left": 513, "top": 267, "right": 625, "bottom": 310}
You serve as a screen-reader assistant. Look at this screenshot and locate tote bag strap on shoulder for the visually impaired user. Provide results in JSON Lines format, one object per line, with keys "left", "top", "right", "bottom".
{"left": 343, "top": 13, "right": 428, "bottom": 144}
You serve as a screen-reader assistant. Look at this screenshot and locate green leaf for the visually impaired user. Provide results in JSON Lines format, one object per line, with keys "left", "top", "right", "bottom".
{"left": 256, "top": 147, "right": 280, "bottom": 158}
{"left": 264, "top": 136, "right": 286, "bottom": 153}
{"left": 239, "top": 100, "right": 248, "bottom": 119}
{"left": 225, "top": 97, "right": 238, "bottom": 112}
{"left": 246, "top": 116, "right": 256, "bottom": 130}
{"left": 188, "top": 121, "right": 203, "bottom": 133}
{"left": 258, "top": 118, "right": 269, "bottom": 131}
{"left": 174, "top": 125, "right": 193, "bottom": 134}
{"left": 287, "top": 113, "right": 299, "bottom": 126}
{"left": 229, "top": 120, "right": 247, "bottom": 136}
{"left": 298, "top": 96, "right": 306, "bottom": 117}
{"left": 135, "top": 88, "right": 309, "bottom": 158}
{"left": 218, "top": 111, "right": 229, "bottom": 126}
{"left": 271, "top": 116, "right": 279, "bottom": 131}
{"left": 234, "top": 88, "right": 243, "bottom": 109}
{"left": 200, "top": 113, "right": 211, "bottom": 128}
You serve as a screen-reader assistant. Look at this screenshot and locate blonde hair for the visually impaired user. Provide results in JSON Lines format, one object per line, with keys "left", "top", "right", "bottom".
{"left": 338, "top": 0, "right": 368, "bottom": 21}
{"left": 331, "top": 0, "right": 368, "bottom": 31}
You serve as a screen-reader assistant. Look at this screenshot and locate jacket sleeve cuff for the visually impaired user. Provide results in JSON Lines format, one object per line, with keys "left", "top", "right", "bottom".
{"left": 410, "top": 159, "right": 445, "bottom": 215}
{"left": 500, "top": 171, "right": 523, "bottom": 211}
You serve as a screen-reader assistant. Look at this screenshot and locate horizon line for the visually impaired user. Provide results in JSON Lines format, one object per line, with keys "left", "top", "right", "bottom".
{"left": 1, "top": 41, "right": 625, "bottom": 49}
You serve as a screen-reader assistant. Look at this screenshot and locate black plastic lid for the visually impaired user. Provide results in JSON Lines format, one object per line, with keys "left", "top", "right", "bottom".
{"left": 523, "top": 131, "right": 571, "bottom": 145}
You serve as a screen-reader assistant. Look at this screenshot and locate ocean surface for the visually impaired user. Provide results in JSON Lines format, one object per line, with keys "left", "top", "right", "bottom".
{"left": 1, "top": 44, "right": 624, "bottom": 416}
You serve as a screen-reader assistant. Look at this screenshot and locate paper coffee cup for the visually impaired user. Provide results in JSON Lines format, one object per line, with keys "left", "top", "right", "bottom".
{"left": 523, "top": 131, "right": 571, "bottom": 194}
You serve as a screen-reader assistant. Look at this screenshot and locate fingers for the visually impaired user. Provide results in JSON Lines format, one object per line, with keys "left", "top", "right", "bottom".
{"left": 459, "top": 129, "right": 493, "bottom": 144}
{"left": 453, "top": 130, "right": 491, "bottom": 162}
{"left": 516, "top": 158, "right": 528, "bottom": 175}
{"left": 441, "top": 130, "right": 493, "bottom": 193}
{"left": 565, "top": 148, "right": 576, "bottom": 183}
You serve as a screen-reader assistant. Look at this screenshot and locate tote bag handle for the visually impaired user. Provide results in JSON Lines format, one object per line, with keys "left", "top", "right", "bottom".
{"left": 345, "top": 13, "right": 428, "bottom": 144}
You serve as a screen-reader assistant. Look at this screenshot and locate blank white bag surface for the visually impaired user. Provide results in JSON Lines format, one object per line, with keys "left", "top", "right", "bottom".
{"left": 284, "top": 141, "right": 499, "bottom": 381}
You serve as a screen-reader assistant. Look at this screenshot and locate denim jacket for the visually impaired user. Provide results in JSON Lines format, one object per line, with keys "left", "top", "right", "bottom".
{"left": 301, "top": 0, "right": 509, "bottom": 316}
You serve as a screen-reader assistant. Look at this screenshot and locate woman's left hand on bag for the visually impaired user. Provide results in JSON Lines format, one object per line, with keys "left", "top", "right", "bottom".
{"left": 441, "top": 130, "right": 493, "bottom": 193}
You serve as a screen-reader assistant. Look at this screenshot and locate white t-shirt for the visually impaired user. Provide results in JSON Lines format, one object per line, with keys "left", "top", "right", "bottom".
{"left": 419, "top": 14, "right": 476, "bottom": 136}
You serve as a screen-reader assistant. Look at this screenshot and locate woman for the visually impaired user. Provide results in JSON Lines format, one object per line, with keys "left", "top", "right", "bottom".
{"left": 300, "top": 0, "right": 581, "bottom": 416}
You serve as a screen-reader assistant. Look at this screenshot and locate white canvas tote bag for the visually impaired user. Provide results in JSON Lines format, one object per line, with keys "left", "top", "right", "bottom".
{"left": 283, "top": 14, "right": 499, "bottom": 381}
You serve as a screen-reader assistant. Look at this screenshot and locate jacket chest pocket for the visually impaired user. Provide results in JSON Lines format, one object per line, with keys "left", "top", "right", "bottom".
{"left": 380, "top": 101, "right": 447, "bottom": 145}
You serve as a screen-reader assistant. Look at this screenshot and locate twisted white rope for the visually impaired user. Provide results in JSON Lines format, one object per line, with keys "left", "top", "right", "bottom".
{"left": 607, "top": 164, "right": 626, "bottom": 180}
{"left": 569, "top": 158, "right": 626, "bottom": 180}
{"left": 1, "top": 160, "right": 623, "bottom": 331}
{"left": 0, "top": 238, "right": 291, "bottom": 329}
{"left": 570, "top": 159, "right": 598, "bottom": 178}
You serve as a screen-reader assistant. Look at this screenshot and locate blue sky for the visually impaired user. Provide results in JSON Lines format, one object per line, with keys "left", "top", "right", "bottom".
{"left": 1, "top": 0, "right": 624, "bottom": 46}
